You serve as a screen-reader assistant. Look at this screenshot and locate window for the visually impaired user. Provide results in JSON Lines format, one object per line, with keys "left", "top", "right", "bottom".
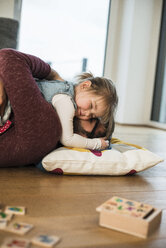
{"left": 151, "top": 0, "right": 166, "bottom": 124}
{"left": 18, "top": 0, "right": 110, "bottom": 80}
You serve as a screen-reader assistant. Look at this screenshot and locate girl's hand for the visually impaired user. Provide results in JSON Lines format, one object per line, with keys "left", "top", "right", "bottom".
{"left": 100, "top": 138, "right": 109, "bottom": 150}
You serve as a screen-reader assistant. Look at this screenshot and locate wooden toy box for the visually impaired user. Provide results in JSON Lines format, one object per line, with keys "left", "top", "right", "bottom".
{"left": 96, "top": 196, "right": 162, "bottom": 238}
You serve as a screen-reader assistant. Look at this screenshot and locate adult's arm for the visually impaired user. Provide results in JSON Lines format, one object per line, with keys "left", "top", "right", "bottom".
{"left": 0, "top": 49, "right": 61, "bottom": 167}
{"left": 0, "top": 78, "right": 7, "bottom": 117}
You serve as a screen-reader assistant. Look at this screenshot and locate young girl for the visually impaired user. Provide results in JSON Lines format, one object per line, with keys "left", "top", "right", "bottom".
{"left": 36, "top": 72, "right": 118, "bottom": 150}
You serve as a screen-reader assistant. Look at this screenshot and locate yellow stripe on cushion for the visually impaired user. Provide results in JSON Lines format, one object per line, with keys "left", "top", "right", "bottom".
{"left": 111, "top": 137, "right": 147, "bottom": 150}
{"left": 64, "top": 147, "right": 91, "bottom": 152}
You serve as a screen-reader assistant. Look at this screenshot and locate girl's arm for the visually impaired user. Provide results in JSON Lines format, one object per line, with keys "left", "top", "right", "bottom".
{"left": 52, "top": 94, "right": 108, "bottom": 150}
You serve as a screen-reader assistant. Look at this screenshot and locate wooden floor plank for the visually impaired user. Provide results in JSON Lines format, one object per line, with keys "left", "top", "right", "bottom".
{"left": 0, "top": 124, "right": 166, "bottom": 247}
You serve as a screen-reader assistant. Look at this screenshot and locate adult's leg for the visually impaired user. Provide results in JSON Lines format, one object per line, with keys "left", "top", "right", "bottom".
{"left": 0, "top": 49, "right": 62, "bottom": 167}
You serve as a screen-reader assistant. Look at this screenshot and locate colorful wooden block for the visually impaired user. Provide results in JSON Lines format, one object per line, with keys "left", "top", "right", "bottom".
{"left": 0, "top": 211, "right": 13, "bottom": 221}
{"left": 96, "top": 196, "right": 162, "bottom": 238}
{"left": 4, "top": 222, "right": 34, "bottom": 235}
{"left": 5, "top": 206, "right": 26, "bottom": 215}
{"left": 32, "top": 234, "right": 60, "bottom": 247}
{"left": 1, "top": 237, "right": 30, "bottom": 248}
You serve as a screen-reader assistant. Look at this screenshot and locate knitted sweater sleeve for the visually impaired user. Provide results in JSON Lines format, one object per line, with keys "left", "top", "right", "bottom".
{"left": 0, "top": 48, "right": 62, "bottom": 167}
{"left": 0, "top": 48, "right": 51, "bottom": 79}
{"left": 0, "top": 48, "right": 52, "bottom": 113}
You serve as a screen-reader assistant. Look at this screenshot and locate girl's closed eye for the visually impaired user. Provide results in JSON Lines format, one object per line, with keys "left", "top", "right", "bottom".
{"left": 91, "top": 102, "right": 96, "bottom": 112}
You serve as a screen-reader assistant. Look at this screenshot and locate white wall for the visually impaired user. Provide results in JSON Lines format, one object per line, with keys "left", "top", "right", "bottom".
{"left": 104, "top": 0, "right": 163, "bottom": 125}
{"left": 0, "top": 0, "right": 15, "bottom": 18}
{"left": 0, "top": 0, "right": 22, "bottom": 21}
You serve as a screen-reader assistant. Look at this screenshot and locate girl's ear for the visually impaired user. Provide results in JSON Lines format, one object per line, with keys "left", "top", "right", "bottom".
{"left": 80, "top": 80, "right": 92, "bottom": 89}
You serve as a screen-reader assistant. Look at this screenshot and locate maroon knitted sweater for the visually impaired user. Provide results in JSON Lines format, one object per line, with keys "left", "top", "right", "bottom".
{"left": 0, "top": 49, "right": 62, "bottom": 167}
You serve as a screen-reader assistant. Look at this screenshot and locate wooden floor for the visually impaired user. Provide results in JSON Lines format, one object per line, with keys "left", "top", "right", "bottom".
{"left": 0, "top": 124, "right": 166, "bottom": 248}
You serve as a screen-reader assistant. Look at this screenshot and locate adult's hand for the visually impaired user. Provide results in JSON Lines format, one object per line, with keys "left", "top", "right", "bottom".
{"left": 46, "top": 68, "right": 64, "bottom": 81}
{"left": 0, "top": 78, "right": 7, "bottom": 117}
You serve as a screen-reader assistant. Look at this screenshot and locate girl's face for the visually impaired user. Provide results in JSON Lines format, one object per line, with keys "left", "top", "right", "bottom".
{"left": 75, "top": 82, "right": 106, "bottom": 120}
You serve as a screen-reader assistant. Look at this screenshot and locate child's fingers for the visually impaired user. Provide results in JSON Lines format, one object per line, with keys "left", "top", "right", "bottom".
{"left": 105, "top": 140, "right": 109, "bottom": 146}
{"left": 100, "top": 138, "right": 109, "bottom": 149}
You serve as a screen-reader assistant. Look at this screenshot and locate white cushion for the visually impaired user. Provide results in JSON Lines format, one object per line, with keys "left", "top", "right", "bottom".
{"left": 41, "top": 138, "right": 163, "bottom": 175}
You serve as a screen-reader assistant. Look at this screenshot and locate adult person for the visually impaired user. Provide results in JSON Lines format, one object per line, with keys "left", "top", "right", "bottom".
{"left": 0, "top": 48, "right": 62, "bottom": 167}
{"left": 74, "top": 117, "right": 108, "bottom": 138}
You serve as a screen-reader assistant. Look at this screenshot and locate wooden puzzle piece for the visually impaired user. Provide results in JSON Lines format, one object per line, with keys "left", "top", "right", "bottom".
{"left": 1, "top": 237, "right": 30, "bottom": 248}
{"left": 0, "top": 211, "right": 13, "bottom": 221}
{"left": 96, "top": 196, "right": 154, "bottom": 219}
{"left": 0, "top": 219, "right": 7, "bottom": 229}
{"left": 32, "top": 234, "right": 60, "bottom": 247}
{"left": 5, "top": 206, "right": 26, "bottom": 215}
{"left": 5, "top": 222, "right": 34, "bottom": 235}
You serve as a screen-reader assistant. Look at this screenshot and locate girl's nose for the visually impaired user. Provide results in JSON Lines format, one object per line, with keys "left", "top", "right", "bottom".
{"left": 81, "top": 109, "right": 89, "bottom": 116}
{"left": 85, "top": 110, "right": 91, "bottom": 117}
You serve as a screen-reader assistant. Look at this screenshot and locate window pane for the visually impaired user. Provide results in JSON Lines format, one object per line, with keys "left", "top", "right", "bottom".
{"left": 151, "top": 0, "right": 166, "bottom": 123}
{"left": 18, "top": 0, "right": 110, "bottom": 80}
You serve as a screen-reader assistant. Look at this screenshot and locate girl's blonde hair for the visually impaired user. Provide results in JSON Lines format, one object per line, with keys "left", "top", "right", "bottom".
{"left": 75, "top": 72, "right": 118, "bottom": 138}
